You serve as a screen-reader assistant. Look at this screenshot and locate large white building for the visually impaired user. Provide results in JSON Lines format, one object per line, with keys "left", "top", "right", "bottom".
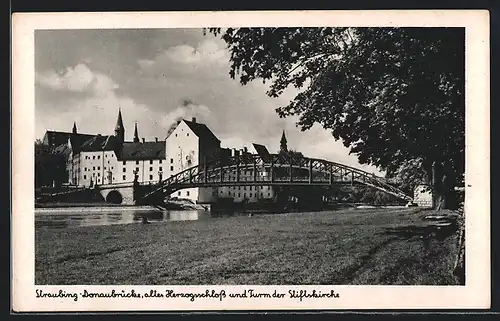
{"left": 43, "top": 110, "right": 281, "bottom": 205}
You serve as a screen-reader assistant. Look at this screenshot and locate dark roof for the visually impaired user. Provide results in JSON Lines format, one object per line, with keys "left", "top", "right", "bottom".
{"left": 252, "top": 143, "right": 272, "bottom": 161}
{"left": 53, "top": 143, "right": 70, "bottom": 156}
{"left": 119, "top": 141, "right": 166, "bottom": 160}
{"left": 79, "top": 135, "right": 118, "bottom": 152}
{"left": 43, "top": 131, "right": 95, "bottom": 148}
{"left": 183, "top": 119, "right": 220, "bottom": 143}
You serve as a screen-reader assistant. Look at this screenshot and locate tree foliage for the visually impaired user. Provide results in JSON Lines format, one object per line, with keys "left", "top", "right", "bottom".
{"left": 207, "top": 27, "right": 464, "bottom": 209}
{"left": 35, "top": 139, "right": 67, "bottom": 188}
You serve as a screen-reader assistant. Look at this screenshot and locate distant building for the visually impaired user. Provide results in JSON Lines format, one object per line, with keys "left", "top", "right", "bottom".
{"left": 41, "top": 111, "right": 286, "bottom": 205}
{"left": 42, "top": 109, "right": 166, "bottom": 188}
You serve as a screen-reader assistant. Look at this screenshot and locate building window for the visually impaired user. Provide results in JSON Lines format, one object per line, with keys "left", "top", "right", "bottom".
{"left": 93, "top": 166, "right": 95, "bottom": 170}
{"left": 250, "top": 193, "right": 253, "bottom": 197}
{"left": 123, "top": 161, "right": 126, "bottom": 165}
{"left": 178, "top": 191, "right": 181, "bottom": 196}
{"left": 136, "top": 160, "right": 139, "bottom": 165}
{"left": 186, "top": 191, "right": 190, "bottom": 196}
{"left": 108, "top": 161, "right": 110, "bottom": 164}
{"left": 150, "top": 160, "right": 153, "bottom": 164}
{"left": 123, "top": 175, "right": 126, "bottom": 180}
{"left": 187, "top": 133, "right": 189, "bottom": 136}
{"left": 268, "top": 193, "right": 271, "bottom": 196}
{"left": 170, "top": 166, "right": 173, "bottom": 171}
{"left": 97, "top": 173, "right": 100, "bottom": 177}
{"left": 261, "top": 193, "right": 263, "bottom": 197}
{"left": 175, "top": 134, "right": 177, "bottom": 137}
{"left": 238, "top": 193, "right": 241, "bottom": 197}
{"left": 97, "top": 179, "right": 100, "bottom": 183}
{"left": 84, "top": 167, "right": 87, "bottom": 171}
{"left": 159, "top": 167, "right": 162, "bottom": 171}
{"left": 98, "top": 155, "right": 100, "bottom": 159}
{"left": 149, "top": 175, "right": 153, "bottom": 180}
{"left": 111, "top": 167, "right": 113, "bottom": 169}
{"left": 244, "top": 193, "right": 246, "bottom": 198}
{"left": 123, "top": 168, "right": 126, "bottom": 172}
{"left": 229, "top": 191, "right": 231, "bottom": 196}
{"left": 135, "top": 167, "right": 139, "bottom": 172}
{"left": 159, "top": 160, "right": 163, "bottom": 164}
{"left": 170, "top": 158, "right": 173, "bottom": 163}
{"left": 243, "top": 186, "right": 246, "bottom": 190}
{"left": 104, "top": 166, "right": 106, "bottom": 170}
{"left": 93, "top": 156, "right": 95, "bottom": 159}
{"left": 150, "top": 167, "right": 153, "bottom": 171}
{"left": 97, "top": 166, "right": 100, "bottom": 170}
{"left": 84, "top": 175, "right": 87, "bottom": 179}
{"left": 105, "top": 154, "right": 107, "bottom": 158}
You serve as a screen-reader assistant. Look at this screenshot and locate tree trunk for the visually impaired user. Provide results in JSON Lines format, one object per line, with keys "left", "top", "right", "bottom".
{"left": 431, "top": 161, "right": 456, "bottom": 210}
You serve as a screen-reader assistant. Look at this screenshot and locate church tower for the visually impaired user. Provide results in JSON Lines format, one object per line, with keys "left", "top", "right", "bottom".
{"left": 280, "top": 130, "right": 288, "bottom": 153}
{"left": 114, "top": 109, "right": 125, "bottom": 142}
{"left": 133, "top": 122, "right": 139, "bottom": 143}
{"left": 72, "top": 122, "right": 77, "bottom": 134}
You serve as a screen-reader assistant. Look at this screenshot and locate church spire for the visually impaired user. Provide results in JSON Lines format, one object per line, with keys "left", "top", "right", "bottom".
{"left": 280, "top": 130, "right": 288, "bottom": 153}
{"left": 72, "top": 122, "right": 77, "bottom": 134}
{"left": 133, "top": 122, "right": 139, "bottom": 143}
{"left": 114, "top": 108, "right": 125, "bottom": 142}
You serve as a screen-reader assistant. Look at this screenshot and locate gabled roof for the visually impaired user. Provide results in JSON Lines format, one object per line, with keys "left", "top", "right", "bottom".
{"left": 119, "top": 141, "right": 166, "bottom": 160}
{"left": 252, "top": 143, "right": 272, "bottom": 162}
{"left": 79, "top": 135, "right": 118, "bottom": 152}
{"left": 183, "top": 119, "right": 220, "bottom": 143}
{"left": 43, "top": 131, "right": 95, "bottom": 148}
{"left": 53, "top": 143, "right": 70, "bottom": 156}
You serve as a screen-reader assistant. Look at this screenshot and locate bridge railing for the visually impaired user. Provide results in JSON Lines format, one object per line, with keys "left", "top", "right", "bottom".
{"left": 140, "top": 153, "right": 413, "bottom": 202}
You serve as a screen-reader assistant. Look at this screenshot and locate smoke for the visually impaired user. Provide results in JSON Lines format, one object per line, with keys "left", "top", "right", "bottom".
{"left": 163, "top": 98, "right": 213, "bottom": 138}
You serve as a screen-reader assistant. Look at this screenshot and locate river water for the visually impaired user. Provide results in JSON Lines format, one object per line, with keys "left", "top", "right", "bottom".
{"left": 35, "top": 208, "right": 248, "bottom": 229}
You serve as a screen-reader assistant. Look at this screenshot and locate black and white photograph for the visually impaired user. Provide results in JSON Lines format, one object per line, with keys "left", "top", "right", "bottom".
{"left": 12, "top": 11, "right": 490, "bottom": 311}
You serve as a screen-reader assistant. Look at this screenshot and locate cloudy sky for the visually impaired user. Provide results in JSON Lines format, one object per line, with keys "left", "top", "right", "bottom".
{"left": 35, "top": 28, "right": 381, "bottom": 175}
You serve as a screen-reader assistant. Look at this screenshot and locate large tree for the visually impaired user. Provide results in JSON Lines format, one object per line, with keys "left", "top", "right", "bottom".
{"left": 207, "top": 27, "right": 464, "bottom": 209}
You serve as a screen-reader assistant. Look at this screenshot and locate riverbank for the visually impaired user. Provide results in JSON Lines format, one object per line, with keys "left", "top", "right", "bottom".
{"left": 36, "top": 207, "right": 462, "bottom": 285}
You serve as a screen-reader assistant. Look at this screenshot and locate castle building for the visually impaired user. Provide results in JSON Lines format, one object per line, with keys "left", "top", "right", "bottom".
{"left": 41, "top": 110, "right": 284, "bottom": 205}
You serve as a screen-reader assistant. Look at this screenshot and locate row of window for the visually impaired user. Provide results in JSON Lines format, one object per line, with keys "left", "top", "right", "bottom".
{"left": 123, "top": 166, "right": 164, "bottom": 173}
{"left": 220, "top": 191, "right": 272, "bottom": 198}
{"left": 122, "top": 160, "right": 164, "bottom": 165}
{"left": 84, "top": 166, "right": 114, "bottom": 171}
{"left": 226, "top": 186, "right": 270, "bottom": 191}
{"left": 82, "top": 174, "right": 161, "bottom": 181}
{"left": 84, "top": 154, "right": 115, "bottom": 160}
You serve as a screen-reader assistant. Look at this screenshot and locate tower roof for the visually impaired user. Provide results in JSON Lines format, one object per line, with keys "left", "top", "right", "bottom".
{"left": 280, "top": 130, "right": 287, "bottom": 144}
{"left": 72, "top": 122, "right": 77, "bottom": 134}
{"left": 115, "top": 109, "right": 124, "bottom": 131}
{"left": 133, "top": 122, "right": 139, "bottom": 143}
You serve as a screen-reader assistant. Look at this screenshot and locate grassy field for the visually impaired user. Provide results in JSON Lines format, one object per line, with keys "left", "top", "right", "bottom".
{"left": 35, "top": 208, "right": 462, "bottom": 285}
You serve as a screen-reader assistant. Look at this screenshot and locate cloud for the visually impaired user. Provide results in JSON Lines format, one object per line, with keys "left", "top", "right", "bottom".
{"left": 35, "top": 30, "right": 383, "bottom": 176}
{"left": 160, "top": 98, "right": 213, "bottom": 129}
{"left": 138, "top": 38, "right": 229, "bottom": 73}
{"left": 36, "top": 63, "right": 118, "bottom": 95}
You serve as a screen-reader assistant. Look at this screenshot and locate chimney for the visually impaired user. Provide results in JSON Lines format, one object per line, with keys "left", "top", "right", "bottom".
{"left": 191, "top": 117, "right": 197, "bottom": 123}
{"left": 244, "top": 147, "right": 248, "bottom": 153}
{"left": 155, "top": 137, "right": 158, "bottom": 142}
{"left": 142, "top": 138, "right": 145, "bottom": 143}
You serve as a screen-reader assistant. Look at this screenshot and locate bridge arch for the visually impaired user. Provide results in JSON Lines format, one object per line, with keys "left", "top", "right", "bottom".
{"left": 106, "top": 190, "right": 123, "bottom": 204}
{"left": 140, "top": 153, "right": 413, "bottom": 204}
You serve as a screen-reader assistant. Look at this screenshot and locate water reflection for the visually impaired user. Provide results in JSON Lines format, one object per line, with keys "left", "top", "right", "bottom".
{"left": 35, "top": 209, "right": 213, "bottom": 229}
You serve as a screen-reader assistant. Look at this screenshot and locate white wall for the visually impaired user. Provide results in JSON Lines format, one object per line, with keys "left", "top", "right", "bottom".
{"left": 114, "top": 158, "right": 165, "bottom": 185}
{"left": 165, "top": 121, "right": 200, "bottom": 202}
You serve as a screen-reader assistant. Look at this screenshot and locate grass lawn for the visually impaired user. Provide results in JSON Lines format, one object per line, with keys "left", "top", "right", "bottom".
{"left": 35, "top": 208, "right": 462, "bottom": 285}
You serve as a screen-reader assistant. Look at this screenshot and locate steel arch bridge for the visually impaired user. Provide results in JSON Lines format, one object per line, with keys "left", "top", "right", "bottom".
{"left": 139, "top": 153, "right": 413, "bottom": 204}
